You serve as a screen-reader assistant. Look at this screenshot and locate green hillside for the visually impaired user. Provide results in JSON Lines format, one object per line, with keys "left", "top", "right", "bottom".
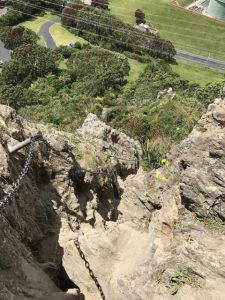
{"left": 110, "top": 0, "right": 225, "bottom": 60}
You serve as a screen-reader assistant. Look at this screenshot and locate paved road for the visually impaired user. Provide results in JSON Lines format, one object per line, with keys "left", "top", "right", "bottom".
{"left": 176, "top": 49, "right": 225, "bottom": 70}
{"left": 0, "top": 7, "right": 7, "bottom": 16}
{"left": 0, "top": 7, "right": 11, "bottom": 63}
{"left": 0, "top": 40, "right": 11, "bottom": 62}
{"left": 38, "top": 19, "right": 59, "bottom": 49}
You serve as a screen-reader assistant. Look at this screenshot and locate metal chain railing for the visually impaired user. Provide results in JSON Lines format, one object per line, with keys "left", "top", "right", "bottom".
{"left": 0, "top": 133, "right": 107, "bottom": 299}
{"left": 0, "top": 128, "right": 143, "bottom": 300}
{"left": 66, "top": 207, "right": 106, "bottom": 300}
{"left": 0, "top": 138, "right": 35, "bottom": 209}
{"left": 0, "top": 134, "right": 111, "bottom": 210}
{"left": 0, "top": 133, "right": 126, "bottom": 299}
{"left": 44, "top": 138, "right": 111, "bottom": 299}
{"left": 74, "top": 238, "right": 106, "bottom": 300}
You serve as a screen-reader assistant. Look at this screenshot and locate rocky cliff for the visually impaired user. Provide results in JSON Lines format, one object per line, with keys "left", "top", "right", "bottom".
{"left": 0, "top": 100, "right": 225, "bottom": 300}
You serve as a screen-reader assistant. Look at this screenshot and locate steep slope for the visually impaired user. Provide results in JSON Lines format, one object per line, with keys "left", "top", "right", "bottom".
{"left": 0, "top": 100, "right": 225, "bottom": 300}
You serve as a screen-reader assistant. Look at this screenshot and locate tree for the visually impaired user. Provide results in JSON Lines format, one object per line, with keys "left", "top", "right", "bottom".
{"left": 1, "top": 45, "right": 58, "bottom": 85}
{"left": 10, "top": 0, "right": 43, "bottom": 15}
{"left": 0, "top": 9, "right": 25, "bottom": 26}
{"left": 0, "top": 26, "right": 38, "bottom": 49}
{"left": 61, "top": 8, "right": 175, "bottom": 61}
{"left": 91, "top": 0, "right": 109, "bottom": 10}
{"left": 67, "top": 48, "right": 130, "bottom": 96}
{"left": 61, "top": 3, "right": 85, "bottom": 26}
{"left": 135, "top": 9, "right": 145, "bottom": 24}
{"left": 40, "top": 0, "right": 66, "bottom": 12}
{"left": 0, "top": 84, "right": 26, "bottom": 109}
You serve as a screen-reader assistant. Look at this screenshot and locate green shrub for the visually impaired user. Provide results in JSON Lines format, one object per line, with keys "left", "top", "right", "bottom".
{"left": 141, "top": 139, "right": 170, "bottom": 170}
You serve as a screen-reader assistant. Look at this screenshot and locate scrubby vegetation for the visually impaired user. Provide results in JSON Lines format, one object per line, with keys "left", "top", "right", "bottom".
{"left": 0, "top": 0, "right": 65, "bottom": 26}
{"left": 0, "top": 25, "right": 37, "bottom": 49}
{"left": 0, "top": 2, "right": 224, "bottom": 169}
{"left": 168, "top": 269, "right": 202, "bottom": 295}
{"left": 199, "top": 217, "right": 225, "bottom": 233}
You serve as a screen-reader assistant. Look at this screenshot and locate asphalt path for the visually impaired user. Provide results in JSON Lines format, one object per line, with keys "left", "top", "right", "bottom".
{"left": 0, "top": 7, "right": 11, "bottom": 63}
{"left": 0, "top": 40, "right": 11, "bottom": 62}
{"left": 38, "top": 19, "right": 59, "bottom": 49}
{"left": 176, "top": 49, "right": 225, "bottom": 70}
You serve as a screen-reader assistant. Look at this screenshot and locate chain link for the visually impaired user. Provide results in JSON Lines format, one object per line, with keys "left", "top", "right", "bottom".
{"left": 0, "top": 135, "right": 118, "bottom": 211}
{"left": 43, "top": 138, "right": 107, "bottom": 299}
{"left": 0, "top": 134, "right": 107, "bottom": 299}
{"left": 74, "top": 238, "right": 106, "bottom": 300}
{"left": 0, "top": 139, "right": 35, "bottom": 209}
{"left": 0, "top": 132, "right": 140, "bottom": 300}
{"left": 0, "top": 135, "right": 111, "bottom": 298}
{"left": 66, "top": 210, "right": 106, "bottom": 300}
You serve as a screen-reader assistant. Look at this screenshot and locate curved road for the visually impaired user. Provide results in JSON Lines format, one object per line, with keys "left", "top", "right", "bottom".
{"left": 38, "top": 19, "right": 59, "bottom": 49}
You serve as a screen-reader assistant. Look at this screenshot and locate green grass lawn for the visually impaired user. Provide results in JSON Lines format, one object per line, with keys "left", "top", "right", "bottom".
{"left": 21, "top": 12, "right": 86, "bottom": 47}
{"left": 110, "top": 0, "right": 225, "bottom": 61}
{"left": 49, "top": 23, "right": 87, "bottom": 46}
{"left": 172, "top": 59, "right": 225, "bottom": 85}
{"left": 21, "top": 12, "right": 59, "bottom": 45}
{"left": 126, "top": 57, "right": 225, "bottom": 87}
{"left": 20, "top": 12, "right": 59, "bottom": 33}
{"left": 127, "top": 58, "right": 147, "bottom": 82}
{"left": 178, "top": 0, "right": 194, "bottom": 7}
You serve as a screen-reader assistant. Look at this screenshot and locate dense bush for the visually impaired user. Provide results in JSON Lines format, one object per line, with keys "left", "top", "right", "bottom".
{"left": 0, "top": 26, "right": 38, "bottom": 49}
{"left": 0, "top": 44, "right": 58, "bottom": 86}
{"left": 61, "top": 7, "right": 176, "bottom": 61}
{"left": 67, "top": 48, "right": 130, "bottom": 96}
{"left": 0, "top": 9, "right": 25, "bottom": 26}
{"left": 53, "top": 42, "right": 91, "bottom": 59}
{"left": 123, "top": 51, "right": 153, "bottom": 63}
{"left": 0, "top": 46, "right": 131, "bottom": 130}
{"left": 194, "top": 82, "right": 225, "bottom": 108}
{"left": 93, "top": 60, "right": 206, "bottom": 168}
{"left": 0, "top": 1, "right": 43, "bottom": 25}
{"left": 91, "top": 0, "right": 109, "bottom": 10}
{"left": 135, "top": 9, "right": 145, "bottom": 25}
{"left": 0, "top": 0, "right": 65, "bottom": 25}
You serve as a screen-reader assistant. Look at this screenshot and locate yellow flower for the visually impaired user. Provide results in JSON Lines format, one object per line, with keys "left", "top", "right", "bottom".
{"left": 160, "top": 159, "right": 170, "bottom": 167}
{"left": 155, "top": 171, "right": 166, "bottom": 181}
{"left": 161, "top": 159, "right": 167, "bottom": 164}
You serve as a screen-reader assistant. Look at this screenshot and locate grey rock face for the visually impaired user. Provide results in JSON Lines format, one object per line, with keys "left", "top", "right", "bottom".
{"left": 0, "top": 106, "right": 146, "bottom": 299}
{"left": 177, "top": 99, "right": 225, "bottom": 220}
{"left": 76, "top": 113, "right": 142, "bottom": 176}
{"left": 1, "top": 102, "right": 225, "bottom": 300}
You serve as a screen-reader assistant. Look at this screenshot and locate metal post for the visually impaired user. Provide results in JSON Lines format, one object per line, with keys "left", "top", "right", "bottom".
{"left": 8, "top": 133, "right": 43, "bottom": 154}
